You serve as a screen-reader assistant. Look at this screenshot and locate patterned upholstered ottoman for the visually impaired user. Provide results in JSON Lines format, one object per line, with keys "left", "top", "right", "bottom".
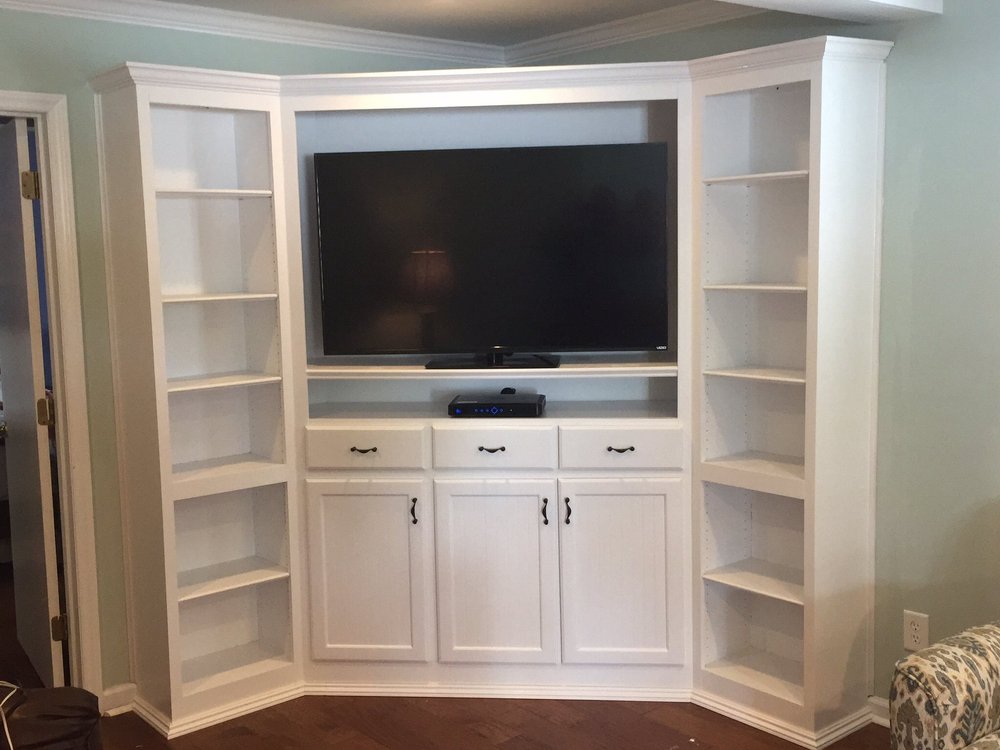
{"left": 890, "top": 621, "right": 1000, "bottom": 750}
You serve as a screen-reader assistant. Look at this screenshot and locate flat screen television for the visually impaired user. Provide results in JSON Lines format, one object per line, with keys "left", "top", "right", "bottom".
{"left": 314, "top": 142, "right": 670, "bottom": 368}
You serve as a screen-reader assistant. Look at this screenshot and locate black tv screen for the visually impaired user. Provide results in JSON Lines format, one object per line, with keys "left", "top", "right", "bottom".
{"left": 315, "top": 143, "right": 669, "bottom": 360}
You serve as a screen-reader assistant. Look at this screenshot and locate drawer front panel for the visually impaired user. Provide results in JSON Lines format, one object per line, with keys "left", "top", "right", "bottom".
{"left": 432, "top": 425, "right": 557, "bottom": 469}
{"left": 559, "top": 425, "right": 683, "bottom": 469}
{"left": 306, "top": 426, "right": 428, "bottom": 469}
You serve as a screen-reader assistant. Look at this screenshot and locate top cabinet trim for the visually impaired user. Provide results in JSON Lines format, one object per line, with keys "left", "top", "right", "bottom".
{"left": 90, "top": 36, "right": 891, "bottom": 105}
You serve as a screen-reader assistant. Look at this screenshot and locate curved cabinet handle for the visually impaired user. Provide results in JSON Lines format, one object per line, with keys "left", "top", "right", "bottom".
{"left": 351, "top": 446, "right": 378, "bottom": 454}
{"left": 410, "top": 497, "right": 418, "bottom": 525}
{"left": 478, "top": 446, "right": 506, "bottom": 454}
{"left": 541, "top": 497, "right": 549, "bottom": 526}
{"left": 606, "top": 446, "right": 635, "bottom": 454}
{"left": 564, "top": 497, "right": 572, "bottom": 525}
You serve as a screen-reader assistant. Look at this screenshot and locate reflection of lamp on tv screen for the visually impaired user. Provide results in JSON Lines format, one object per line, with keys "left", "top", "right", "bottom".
{"left": 314, "top": 143, "right": 671, "bottom": 368}
{"left": 402, "top": 248, "right": 455, "bottom": 350}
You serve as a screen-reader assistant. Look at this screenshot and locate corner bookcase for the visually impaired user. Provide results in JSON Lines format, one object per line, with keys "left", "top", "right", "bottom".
{"left": 691, "top": 39, "right": 890, "bottom": 741}
{"left": 92, "top": 35, "right": 888, "bottom": 748}
{"left": 94, "top": 73, "right": 300, "bottom": 730}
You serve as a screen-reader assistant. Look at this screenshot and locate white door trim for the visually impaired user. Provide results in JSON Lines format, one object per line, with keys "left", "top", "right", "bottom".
{"left": 0, "top": 90, "right": 102, "bottom": 696}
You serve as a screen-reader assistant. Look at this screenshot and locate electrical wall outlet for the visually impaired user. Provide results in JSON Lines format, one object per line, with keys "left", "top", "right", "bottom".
{"left": 903, "top": 610, "right": 929, "bottom": 651}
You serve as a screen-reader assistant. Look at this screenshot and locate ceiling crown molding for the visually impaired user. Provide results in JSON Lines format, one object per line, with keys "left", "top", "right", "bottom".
{"left": 1, "top": 0, "right": 773, "bottom": 68}
{"left": 0, "top": 0, "right": 506, "bottom": 66}
{"left": 505, "top": 1, "right": 766, "bottom": 65}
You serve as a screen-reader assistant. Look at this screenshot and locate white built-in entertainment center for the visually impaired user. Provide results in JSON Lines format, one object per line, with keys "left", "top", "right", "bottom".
{"left": 93, "top": 35, "right": 889, "bottom": 748}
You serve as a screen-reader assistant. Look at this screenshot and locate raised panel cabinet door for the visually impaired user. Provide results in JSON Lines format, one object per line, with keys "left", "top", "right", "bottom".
{"left": 434, "top": 479, "right": 559, "bottom": 664}
{"left": 558, "top": 477, "right": 685, "bottom": 665}
{"left": 306, "top": 478, "right": 433, "bottom": 661}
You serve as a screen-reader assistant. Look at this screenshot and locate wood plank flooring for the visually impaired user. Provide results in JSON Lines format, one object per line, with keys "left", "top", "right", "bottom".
{"left": 101, "top": 696, "right": 888, "bottom": 750}
{"left": 0, "top": 561, "right": 44, "bottom": 689}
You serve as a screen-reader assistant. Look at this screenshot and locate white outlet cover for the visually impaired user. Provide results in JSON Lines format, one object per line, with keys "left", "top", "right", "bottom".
{"left": 903, "top": 610, "right": 929, "bottom": 651}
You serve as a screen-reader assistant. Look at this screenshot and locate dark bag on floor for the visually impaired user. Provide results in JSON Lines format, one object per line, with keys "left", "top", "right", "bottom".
{"left": 1, "top": 683, "right": 102, "bottom": 750}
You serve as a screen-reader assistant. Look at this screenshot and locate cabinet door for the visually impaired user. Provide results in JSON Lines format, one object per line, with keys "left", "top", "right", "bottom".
{"left": 559, "top": 477, "right": 685, "bottom": 665}
{"left": 306, "top": 478, "right": 433, "bottom": 661}
{"left": 435, "top": 479, "right": 559, "bottom": 664}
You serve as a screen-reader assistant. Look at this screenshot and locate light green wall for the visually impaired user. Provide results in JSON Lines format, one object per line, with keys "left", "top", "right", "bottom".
{"left": 0, "top": 7, "right": 460, "bottom": 687}
{"left": 5, "top": 2, "right": 996, "bottom": 703}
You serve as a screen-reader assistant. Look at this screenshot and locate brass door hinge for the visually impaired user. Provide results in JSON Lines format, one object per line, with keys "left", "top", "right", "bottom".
{"left": 20, "top": 170, "right": 40, "bottom": 200}
{"left": 36, "top": 394, "right": 54, "bottom": 427}
{"left": 51, "top": 614, "right": 68, "bottom": 643}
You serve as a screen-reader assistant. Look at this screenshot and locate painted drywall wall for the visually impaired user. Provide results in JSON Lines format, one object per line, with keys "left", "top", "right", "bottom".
{"left": 553, "top": 2, "right": 1000, "bottom": 699}
{"left": 0, "top": 6, "right": 460, "bottom": 688}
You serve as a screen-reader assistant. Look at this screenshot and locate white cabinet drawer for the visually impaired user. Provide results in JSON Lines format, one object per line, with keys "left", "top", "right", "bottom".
{"left": 559, "top": 425, "right": 683, "bottom": 469}
{"left": 432, "top": 425, "right": 557, "bottom": 469}
{"left": 306, "top": 425, "right": 428, "bottom": 469}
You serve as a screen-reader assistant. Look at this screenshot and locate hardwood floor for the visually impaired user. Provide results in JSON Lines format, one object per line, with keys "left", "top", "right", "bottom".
{"left": 0, "top": 561, "right": 44, "bottom": 689}
{"left": 101, "top": 696, "right": 888, "bottom": 750}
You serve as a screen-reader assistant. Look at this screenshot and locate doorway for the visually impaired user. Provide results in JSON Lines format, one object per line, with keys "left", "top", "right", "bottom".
{"left": 0, "top": 91, "right": 102, "bottom": 700}
{"left": 0, "top": 114, "right": 70, "bottom": 688}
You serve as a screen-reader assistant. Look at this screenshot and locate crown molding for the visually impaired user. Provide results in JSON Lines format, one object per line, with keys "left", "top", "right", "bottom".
{"left": 687, "top": 34, "right": 892, "bottom": 78}
{"left": 0, "top": 0, "right": 506, "bottom": 66}
{"left": 724, "top": 0, "right": 941, "bottom": 22}
{"left": 280, "top": 61, "right": 691, "bottom": 102}
{"left": 504, "top": 1, "right": 766, "bottom": 65}
{"left": 90, "top": 61, "right": 282, "bottom": 94}
{"left": 1, "top": 0, "right": 771, "bottom": 69}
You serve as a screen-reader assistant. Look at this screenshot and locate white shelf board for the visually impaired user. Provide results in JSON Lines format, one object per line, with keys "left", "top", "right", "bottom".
{"left": 307, "top": 361, "right": 677, "bottom": 381}
{"left": 702, "top": 558, "right": 804, "bottom": 605}
{"left": 704, "top": 651, "right": 804, "bottom": 705}
{"left": 703, "top": 169, "right": 809, "bottom": 186}
{"left": 308, "top": 399, "right": 678, "bottom": 421}
{"left": 177, "top": 557, "right": 290, "bottom": 602}
{"left": 180, "top": 642, "right": 291, "bottom": 696}
{"left": 701, "top": 451, "right": 806, "bottom": 499}
{"left": 171, "top": 455, "right": 287, "bottom": 500}
{"left": 166, "top": 371, "right": 282, "bottom": 393}
{"left": 703, "top": 367, "right": 806, "bottom": 385}
{"left": 163, "top": 293, "right": 278, "bottom": 304}
{"left": 156, "top": 188, "right": 273, "bottom": 198}
{"left": 703, "top": 283, "right": 807, "bottom": 294}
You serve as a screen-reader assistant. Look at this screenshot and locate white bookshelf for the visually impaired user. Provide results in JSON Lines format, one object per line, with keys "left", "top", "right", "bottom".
{"left": 95, "top": 80, "right": 299, "bottom": 729}
{"left": 693, "top": 38, "right": 889, "bottom": 739}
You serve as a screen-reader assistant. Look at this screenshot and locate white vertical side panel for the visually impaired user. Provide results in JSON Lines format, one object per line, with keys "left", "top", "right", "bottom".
{"left": 435, "top": 479, "right": 559, "bottom": 664}
{"left": 96, "top": 83, "right": 173, "bottom": 717}
{"left": 809, "top": 48, "right": 887, "bottom": 722}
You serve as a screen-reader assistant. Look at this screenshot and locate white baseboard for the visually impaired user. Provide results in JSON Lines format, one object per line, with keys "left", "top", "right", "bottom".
{"left": 305, "top": 682, "right": 691, "bottom": 702}
{"left": 131, "top": 694, "right": 171, "bottom": 735}
{"left": 868, "top": 696, "right": 889, "bottom": 727}
{"left": 164, "top": 684, "right": 305, "bottom": 739}
{"left": 692, "top": 690, "right": 873, "bottom": 749}
{"left": 99, "top": 683, "right": 136, "bottom": 715}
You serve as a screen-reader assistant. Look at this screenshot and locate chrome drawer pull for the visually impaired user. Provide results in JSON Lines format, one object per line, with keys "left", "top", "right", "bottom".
{"left": 606, "top": 446, "right": 635, "bottom": 453}
{"left": 478, "top": 446, "right": 506, "bottom": 453}
{"left": 350, "top": 446, "right": 378, "bottom": 454}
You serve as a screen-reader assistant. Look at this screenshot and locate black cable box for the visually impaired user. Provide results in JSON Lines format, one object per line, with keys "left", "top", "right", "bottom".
{"left": 448, "top": 393, "right": 546, "bottom": 418}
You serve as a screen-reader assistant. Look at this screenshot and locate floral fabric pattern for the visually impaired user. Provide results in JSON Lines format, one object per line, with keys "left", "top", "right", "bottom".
{"left": 891, "top": 622, "right": 1000, "bottom": 750}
